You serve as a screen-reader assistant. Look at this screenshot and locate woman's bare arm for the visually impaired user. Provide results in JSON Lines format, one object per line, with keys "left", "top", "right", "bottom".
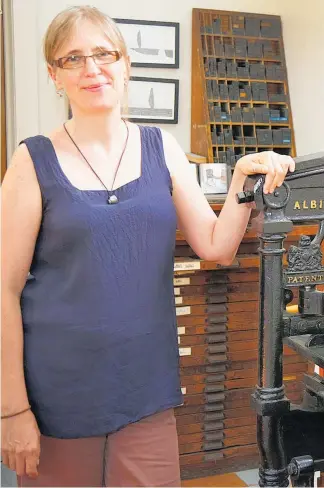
{"left": 162, "top": 130, "right": 294, "bottom": 263}
{"left": 1, "top": 144, "right": 42, "bottom": 414}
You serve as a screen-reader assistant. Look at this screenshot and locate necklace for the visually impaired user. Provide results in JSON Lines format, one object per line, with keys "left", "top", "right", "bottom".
{"left": 63, "top": 119, "right": 129, "bottom": 205}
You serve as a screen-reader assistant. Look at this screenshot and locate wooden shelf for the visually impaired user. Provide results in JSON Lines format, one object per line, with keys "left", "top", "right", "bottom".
{"left": 211, "top": 144, "right": 291, "bottom": 148}
{"left": 206, "top": 77, "right": 285, "bottom": 83}
{"left": 210, "top": 122, "right": 290, "bottom": 126}
{"left": 191, "top": 8, "right": 296, "bottom": 168}
{"left": 203, "top": 55, "right": 283, "bottom": 62}
{"left": 258, "top": 144, "right": 291, "bottom": 148}
{"left": 203, "top": 33, "right": 281, "bottom": 41}
{"left": 208, "top": 99, "right": 288, "bottom": 104}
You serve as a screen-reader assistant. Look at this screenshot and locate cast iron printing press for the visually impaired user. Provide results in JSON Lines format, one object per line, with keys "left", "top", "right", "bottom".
{"left": 236, "top": 153, "right": 324, "bottom": 487}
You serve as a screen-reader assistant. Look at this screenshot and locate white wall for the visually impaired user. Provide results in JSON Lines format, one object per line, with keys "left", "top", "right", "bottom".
{"left": 11, "top": 0, "right": 324, "bottom": 156}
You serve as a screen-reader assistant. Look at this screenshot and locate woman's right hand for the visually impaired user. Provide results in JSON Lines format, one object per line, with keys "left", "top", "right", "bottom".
{"left": 1, "top": 410, "right": 40, "bottom": 479}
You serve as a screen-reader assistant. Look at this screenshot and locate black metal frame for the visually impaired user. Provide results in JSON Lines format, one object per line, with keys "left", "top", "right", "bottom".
{"left": 114, "top": 18, "right": 180, "bottom": 68}
{"left": 125, "top": 76, "right": 179, "bottom": 124}
{"left": 236, "top": 153, "right": 324, "bottom": 487}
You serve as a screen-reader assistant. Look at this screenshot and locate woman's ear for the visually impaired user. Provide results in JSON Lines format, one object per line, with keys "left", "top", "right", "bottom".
{"left": 48, "top": 63, "right": 63, "bottom": 91}
{"left": 125, "top": 55, "right": 131, "bottom": 79}
{"left": 47, "top": 63, "right": 56, "bottom": 81}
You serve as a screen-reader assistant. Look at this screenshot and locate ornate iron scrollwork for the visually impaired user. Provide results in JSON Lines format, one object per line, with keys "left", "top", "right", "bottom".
{"left": 287, "top": 235, "right": 323, "bottom": 272}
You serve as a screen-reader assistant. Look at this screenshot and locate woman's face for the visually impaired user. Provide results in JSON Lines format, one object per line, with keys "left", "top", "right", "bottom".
{"left": 49, "top": 20, "right": 128, "bottom": 115}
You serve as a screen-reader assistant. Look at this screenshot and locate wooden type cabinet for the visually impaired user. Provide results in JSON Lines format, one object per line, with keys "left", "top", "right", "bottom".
{"left": 191, "top": 9, "right": 296, "bottom": 179}
{"left": 173, "top": 220, "right": 320, "bottom": 480}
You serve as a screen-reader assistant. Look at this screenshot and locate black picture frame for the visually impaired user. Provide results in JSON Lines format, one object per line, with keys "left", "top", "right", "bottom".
{"left": 124, "top": 76, "right": 179, "bottom": 124}
{"left": 114, "top": 18, "right": 180, "bottom": 68}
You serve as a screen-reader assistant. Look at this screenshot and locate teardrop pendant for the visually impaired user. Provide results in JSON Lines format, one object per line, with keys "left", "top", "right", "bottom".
{"left": 108, "top": 194, "right": 119, "bottom": 205}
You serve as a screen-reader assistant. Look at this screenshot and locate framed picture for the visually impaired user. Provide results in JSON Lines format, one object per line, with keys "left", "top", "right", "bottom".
{"left": 198, "top": 163, "right": 228, "bottom": 195}
{"left": 124, "top": 76, "right": 179, "bottom": 124}
{"left": 115, "top": 19, "right": 179, "bottom": 68}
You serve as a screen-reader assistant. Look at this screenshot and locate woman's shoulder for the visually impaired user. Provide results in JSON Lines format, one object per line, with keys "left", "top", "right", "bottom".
{"left": 4, "top": 142, "right": 41, "bottom": 194}
{"left": 11, "top": 125, "right": 64, "bottom": 174}
{"left": 137, "top": 124, "right": 178, "bottom": 148}
{"left": 19, "top": 124, "right": 64, "bottom": 147}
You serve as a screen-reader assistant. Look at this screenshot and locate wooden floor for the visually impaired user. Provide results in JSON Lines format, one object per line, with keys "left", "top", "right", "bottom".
{"left": 182, "top": 472, "right": 324, "bottom": 487}
{"left": 182, "top": 473, "right": 248, "bottom": 487}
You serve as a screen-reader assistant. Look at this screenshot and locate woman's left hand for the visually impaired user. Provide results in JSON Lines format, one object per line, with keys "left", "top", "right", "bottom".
{"left": 235, "top": 151, "right": 295, "bottom": 194}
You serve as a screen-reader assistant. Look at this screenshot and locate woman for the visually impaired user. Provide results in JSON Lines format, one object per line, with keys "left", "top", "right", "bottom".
{"left": 1, "top": 5, "right": 295, "bottom": 487}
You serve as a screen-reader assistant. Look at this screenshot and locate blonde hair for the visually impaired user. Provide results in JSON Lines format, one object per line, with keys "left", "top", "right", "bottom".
{"left": 43, "top": 5, "right": 130, "bottom": 79}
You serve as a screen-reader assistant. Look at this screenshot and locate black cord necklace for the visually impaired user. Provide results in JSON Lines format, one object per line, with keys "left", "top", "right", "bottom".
{"left": 63, "top": 119, "right": 129, "bottom": 205}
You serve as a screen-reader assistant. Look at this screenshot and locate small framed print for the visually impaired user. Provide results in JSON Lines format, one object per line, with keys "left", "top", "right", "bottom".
{"left": 199, "top": 163, "right": 228, "bottom": 195}
{"left": 115, "top": 19, "right": 179, "bottom": 68}
{"left": 124, "top": 76, "right": 179, "bottom": 124}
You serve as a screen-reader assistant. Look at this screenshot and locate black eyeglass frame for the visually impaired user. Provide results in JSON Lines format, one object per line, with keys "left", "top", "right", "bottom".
{"left": 52, "top": 50, "right": 122, "bottom": 69}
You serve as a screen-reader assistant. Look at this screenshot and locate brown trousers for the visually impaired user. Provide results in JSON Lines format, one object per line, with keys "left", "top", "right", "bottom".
{"left": 18, "top": 409, "right": 180, "bottom": 487}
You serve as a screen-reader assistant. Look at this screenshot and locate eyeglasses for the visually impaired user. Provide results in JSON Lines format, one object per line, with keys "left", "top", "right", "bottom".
{"left": 52, "top": 50, "right": 122, "bottom": 70}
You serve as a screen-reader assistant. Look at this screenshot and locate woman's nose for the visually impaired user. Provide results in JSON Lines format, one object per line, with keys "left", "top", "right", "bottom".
{"left": 83, "top": 56, "right": 101, "bottom": 75}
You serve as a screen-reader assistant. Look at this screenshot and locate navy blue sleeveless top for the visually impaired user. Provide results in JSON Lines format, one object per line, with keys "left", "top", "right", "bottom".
{"left": 21, "top": 126, "right": 183, "bottom": 439}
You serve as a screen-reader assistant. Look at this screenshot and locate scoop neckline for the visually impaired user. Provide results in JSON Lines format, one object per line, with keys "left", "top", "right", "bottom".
{"left": 43, "top": 124, "right": 143, "bottom": 194}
